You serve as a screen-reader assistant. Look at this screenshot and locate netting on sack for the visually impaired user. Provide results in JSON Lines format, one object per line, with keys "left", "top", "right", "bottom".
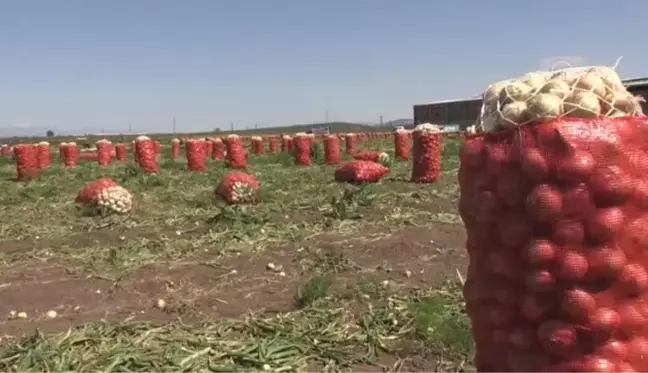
{"left": 476, "top": 60, "right": 644, "bottom": 133}
{"left": 460, "top": 61, "right": 648, "bottom": 372}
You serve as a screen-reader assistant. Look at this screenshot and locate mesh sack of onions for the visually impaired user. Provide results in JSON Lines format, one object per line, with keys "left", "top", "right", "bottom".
{"left": 76, "top": 177, "right": 133, "bottom": 215}
{"left": 216, "top": 171, "right": 260, "bottom": 204}
{"left": 293, "top": 133, "right": 311, "bottom": 166}
{"left": 14, "top": 144, "right": 39, "bottom": 181}
{"left": 96, "top": 139, "right": 113, "bottom": 166}
{"left": 353, "top": 150, "right": 390, "bottom": 166}
{"left": 323, "top": 134, "right": 341, "bottom": 164}
{"left": 37, "top": 141, "right": 51, "bottom": 168}
{"left": 1, "top": 144, "right": 10, "bottom": 157}
{"left": 251, "top": 136, "right": 264, "bottom": 155}
{"left": 281, "top": 135, "right": 292, "bottom": 153}
{"left": 460, "top": 64, "right": 648, "bottom": 372}
{"left": 114, "top": 143, "right": 127, "bottom": 160}
{"left": 226, "top": 134, "right": 247, "bottom": 168}
{"left": 204, "top": 139, "right": 213, "bottom": 160}
{"left": 154, "top": 140, "right": 161, "bottom": 155}
{"left": 135, "top": 136, "right": 159, "bottom": 173}
{"left": 334, "top": 160, "right": 389, "bottom": 183}
{"left": 394, "top": 129, "right": 411, "bottom": 160}
{"left": 171, "top": 138, "right": 181, "bottom": 159}
{"left": 212, "top": 138, "right": 225, "bottom": 160}
{"left": 411, "top": 123, "right": 442, "bottom": 183}
{"left": 345, "top": 133, "right": 357, "bottom": 154}
{"left": 268, "top": 136, "right": 279, "bottom": 153}
{"left": 61, "top": 143, "right": 78, "bottom": 166}
{"left": 186, "top": 139, "right": 207, "bottom": 171}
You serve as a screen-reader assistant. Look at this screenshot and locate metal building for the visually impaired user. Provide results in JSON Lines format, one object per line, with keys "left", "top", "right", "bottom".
{"left": 413, "top": 77, "right": 648, "bottom": 130}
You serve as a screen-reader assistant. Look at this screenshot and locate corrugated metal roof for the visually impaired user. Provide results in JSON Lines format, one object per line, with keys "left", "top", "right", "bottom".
{"left": 416, "top": 76, "right": 648, "bottom": 106}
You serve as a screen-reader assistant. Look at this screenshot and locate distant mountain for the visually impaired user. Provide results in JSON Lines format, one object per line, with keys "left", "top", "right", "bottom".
{"left": 386, "top": 118, "right": 413, "bottom": 126}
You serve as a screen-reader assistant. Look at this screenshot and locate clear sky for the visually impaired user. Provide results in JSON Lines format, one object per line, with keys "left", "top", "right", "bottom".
{"left": 0, "top": 0, "right": 646, "bottom": 136}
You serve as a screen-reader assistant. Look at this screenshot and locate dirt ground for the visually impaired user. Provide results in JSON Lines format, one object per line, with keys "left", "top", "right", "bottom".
{"left": 0, "top": 223, "right": 466, "bottom": 335}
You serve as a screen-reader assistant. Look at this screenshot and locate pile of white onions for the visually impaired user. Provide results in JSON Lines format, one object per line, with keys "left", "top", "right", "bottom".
{"left": 479, "top": 65, "right": 645, "bottom": 133}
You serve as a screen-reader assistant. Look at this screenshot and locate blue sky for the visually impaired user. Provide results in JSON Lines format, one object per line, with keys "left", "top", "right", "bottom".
{"left": 0, "top": 0, "right": 646, "bottom": 135}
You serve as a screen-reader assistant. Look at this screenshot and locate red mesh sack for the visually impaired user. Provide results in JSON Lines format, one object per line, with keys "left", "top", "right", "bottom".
{"left": 324, "top": 134, "right": 341, "bottom": 164}
{"left": 334, "top": 160, "right": 389, "bottom": 183}
{"left": 37, "top": 142, "right": 51, "bottom": 168}
{"left": 204, "top": 140, "right": 213, "bottom": 160}
{"left": 14, "top": 144, "right": 39, "bottom": 181}
{"left": 394, "top": 130, "right": 411, "bottom": 160}
{"left": 411, "top": 128, "right": 441, "bottom": 183}
{"left": 115, "top": 143, "right": 127, "bottom": 160}
{"left": 186, "top": 139, "right": 207, "bottom": 171}
{"left": 459, "top": 116, "right": 648, "bottom": 372}
{"left": 61, "top": 143, "right": 78, "bottom": 166}
{"left": 251, "top": 137, "right": 264, "bottom": 155}
{"left": 96, "top": 140, "right": 113, "bottom": 166}
{"left": 293, "top": 135, "right": 311, "bottom": 166}
{"left": 212, "top": 138, "right": 225, "bottom": 160}
{"left": 345, "top": 134, "right": 357, "bottom": 154}
{"left": 1, "top": 144, "right": 10, "bottom": 157}
{"left": 353, "top": 151, "right": 381, "bottom": 162}
{"left": 226, "top": 136, "right": 247, "bottom": 169}
{"left": 216, "top": 170, "right": 260, "bottom": 204}
{"left": 281, "top": 135, "right": 292, "bottom": 153}
{"left": 268, "top": 136, "right": 279, "bottom": 153}
{"left": 75, "top": 177, "right": 118, "bottom": 204}
{"left": 135, "top": 137, "right": 159, "bottom": 173}
{"left": 154, "top": 141, "right": 161, "bottom": 155}
{"left": 171, "top": 139, "right": 181, "bottom": 159}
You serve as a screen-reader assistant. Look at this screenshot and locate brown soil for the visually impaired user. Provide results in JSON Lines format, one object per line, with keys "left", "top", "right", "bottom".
{"left": 0, "top": 223, "right": 467, "bottom": 372}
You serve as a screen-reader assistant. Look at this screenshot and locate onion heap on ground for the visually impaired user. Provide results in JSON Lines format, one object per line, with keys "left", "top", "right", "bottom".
{"left": 171, "top": 138, "right": 181, "bottom": 159}
{"left": 394, "top": 128, "right": 411, "bottom": 160}
{"left": 460, "top": 64, "right": 648, "bottom": 372}
{"left": 293, "top": 132, "right": 311, "bottom": 166}
{"left": 411, "top": 123, "right": 442, "bottom": 183}
{"left": 334, "top": 160, "right": 389, "bottom": 183}
{"left": 76, "top": 177, "right": 133, "bottom": 215}
{"left": 323, "top": 134, "right": 341, "bottom": 164}
{"left": 226, "top": 134, "right": 247, "bottom": 168}
{"left": 13, "top": 144, "right": 39, "bottom": 181}
{"left": 345, "top": 133, "right": 358, "bottom": 154}
{"left": 216, "top": 171, "right": 260, "bottom": 204}
{"left": 135, "top": 136, "right": 159, "bottom": 173}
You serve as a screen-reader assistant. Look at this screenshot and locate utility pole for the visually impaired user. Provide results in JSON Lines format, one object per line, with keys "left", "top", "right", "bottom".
{"left": 172, "top": 117, "right": 176, "bottom": 133}
{"left": 379, "top": 115, "right": 383, "bottom": 126}
{"left": 128, "top": 122, "right": 132, "bottom": 133}
{"left": 325, "top": 110, "right": 329, "bottom": 123}
{"left": 255, "top": 123, "right": 258, "bottom": 129}
{"left": 230, "top": 122, "right": 234, "bottom": 132}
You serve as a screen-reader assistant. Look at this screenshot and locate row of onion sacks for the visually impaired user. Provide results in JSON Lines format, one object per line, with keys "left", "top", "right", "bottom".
{"left": 459, "top": 65, "right": 648, "bottom": 372}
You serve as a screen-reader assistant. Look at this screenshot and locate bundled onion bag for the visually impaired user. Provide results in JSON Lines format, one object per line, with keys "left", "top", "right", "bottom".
{"left": 268, "top": 136, "right": 279, "bottom": 153}
{"left": 293, "top": 133, "right": 311, "bottom": 166}
{"left": 14, "top": 144, "right": 39, "bottom": 181}
{"left": 96, "top": 139, "right": 113, "bottom": 166}
{"left": 171, "top": 138, "right": 181, "bottom": 159}
{"left": 353, "top": 150, "right": 390, "bottom": 165}
{"left": 76, "top": 177, "right": 133, "bottom": 214}
{"left": 334, "top": 160, "right": 389, "bottom": 183}
{"left": 411, "top": 123, "right": 442, "bottom": 183}
{"left": 394, "top": 129, "right": 411, "bottom": 160}
{"left": 216, "top": 171, "right": 260, "bottom": 204}
{"left": 461, "top": 64, "right": 648, "bottom": 372}
{"left": 345, "top": 133, "right": 358, "bottom": 154}
{"left": 135, "top": 136, "right": 159, "bottom": 173}
{"left": 251, "top": 136, "right": 264, "bottom": 155}
{"left": 186, "top": 139, "right": 207, "bottom": 171}
{"left": 37, "top": 141, "right": 51, "bottom": 167}
{"left": 281, "top": 135, "right": 292, "bottom": 153}
{"left": 212, "top": 138, "right": 225, "bottom": 160}
{"left": 324, "top": 134, "right": 341, "bottom": 164}
{"left": 114, "top": 143, "right": 127, "bottom": 160}
{"left": 226, "top": 134, "right": 247, "bottom": 168}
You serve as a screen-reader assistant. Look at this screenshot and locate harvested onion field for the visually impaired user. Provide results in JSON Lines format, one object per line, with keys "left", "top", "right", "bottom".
{"left": 0, "top": 135, "right": 473, "bottom": 372}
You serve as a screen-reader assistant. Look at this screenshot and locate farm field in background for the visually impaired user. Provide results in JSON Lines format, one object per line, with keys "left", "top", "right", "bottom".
{"left": 0, "top": 135, "right": 473, "bottom": 372}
